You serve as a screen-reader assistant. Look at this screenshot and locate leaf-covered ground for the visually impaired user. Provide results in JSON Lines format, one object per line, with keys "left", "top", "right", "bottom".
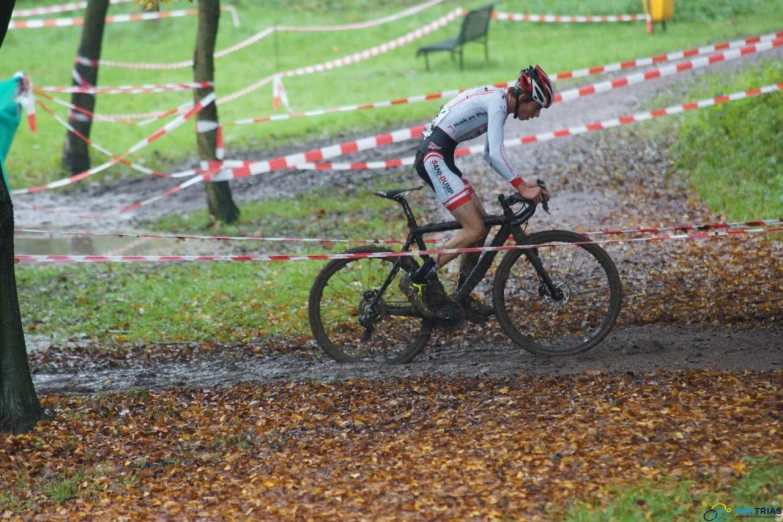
{"left": 2, "top": 370, "right": 781, "bottom": 520}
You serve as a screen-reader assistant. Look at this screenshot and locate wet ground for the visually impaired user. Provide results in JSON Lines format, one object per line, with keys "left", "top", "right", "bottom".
{"left": 16, "top": 47, "right": 783, "bottom": 393}
{"left": 32, "top": 324, "right": 783, "bottom": 394}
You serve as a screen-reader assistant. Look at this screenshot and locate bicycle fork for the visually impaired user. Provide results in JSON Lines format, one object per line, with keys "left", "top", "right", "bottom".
{"left": 510, "top": 226, "right": 565, "bottom": 301}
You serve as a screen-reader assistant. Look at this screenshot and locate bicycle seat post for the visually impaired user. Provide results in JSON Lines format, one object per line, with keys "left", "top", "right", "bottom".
{"left": 399, "top": 198, "right": 419, "bottom": 230}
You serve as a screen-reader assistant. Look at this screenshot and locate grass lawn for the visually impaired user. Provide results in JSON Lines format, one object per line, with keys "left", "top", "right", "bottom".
{"left": 16, "top": 184, "right": 415, "bottom": 343}
{"left": 2, "top": 0, "right": 782, "bottom": 186}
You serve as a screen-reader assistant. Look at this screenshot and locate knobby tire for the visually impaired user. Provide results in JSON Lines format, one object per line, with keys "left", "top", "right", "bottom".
{"left": 308, "top": 246, "right": 432, "bottom": 363}
{"left": 493, "top": 230, "right": 622, "bottom": 355}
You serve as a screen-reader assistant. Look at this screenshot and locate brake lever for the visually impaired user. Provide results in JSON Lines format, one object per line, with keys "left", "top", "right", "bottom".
{"left": 537, "top": 179, "right": 550, "bottom": 214}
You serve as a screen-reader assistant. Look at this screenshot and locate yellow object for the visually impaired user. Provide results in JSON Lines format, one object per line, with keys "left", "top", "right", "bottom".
{"left": 648, "top": 0, "right": 675, "bottom": 22}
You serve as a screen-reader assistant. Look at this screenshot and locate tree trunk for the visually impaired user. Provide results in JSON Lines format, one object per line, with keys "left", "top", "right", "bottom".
{"left": 61, "top": 0, "right": 110, "bottom": 174}
{"left": 0, "top": 0, "right": 46, "bottom": 437}
{"left": 194, "top": 0, "right": 239, "bottom": 224}
{"left": 0, "top": 167, "right": 47, "bottom": 434}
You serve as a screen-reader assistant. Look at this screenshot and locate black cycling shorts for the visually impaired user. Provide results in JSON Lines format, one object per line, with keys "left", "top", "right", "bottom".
{"left": 414, "top": 127, "right": 474, "bottom": 211}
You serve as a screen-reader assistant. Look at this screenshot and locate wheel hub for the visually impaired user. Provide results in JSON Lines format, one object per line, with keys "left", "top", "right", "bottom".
{"left": 359, "top": 290, "right": 384, "bottom": 328}
{"left": 539, "top": 280, "right": 570, "bottom": 307}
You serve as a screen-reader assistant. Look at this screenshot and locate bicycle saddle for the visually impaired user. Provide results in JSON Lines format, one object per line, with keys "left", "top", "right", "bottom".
{"left": 374, "top": 186, "right": 423, "bottom": 201}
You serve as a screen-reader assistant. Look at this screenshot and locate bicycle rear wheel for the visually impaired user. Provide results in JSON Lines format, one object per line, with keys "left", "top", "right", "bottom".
{"left": 493, "top": 230, "right": 622, "bottom": 356}
{"left": 308, "top": 246, "right": 432, "bottom": 363}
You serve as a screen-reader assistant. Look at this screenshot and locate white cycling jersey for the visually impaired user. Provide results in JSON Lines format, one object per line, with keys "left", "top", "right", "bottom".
{"left": 423, "top": 85, "right": 522, "bottom": 187}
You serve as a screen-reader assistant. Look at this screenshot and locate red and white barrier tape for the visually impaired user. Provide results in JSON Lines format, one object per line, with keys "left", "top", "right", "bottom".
{"left": 208, "top": 125, "right": 425, "bottom": 182}
{"left": 14, "top": 226, "right": 783, "bottom": 264}
{"left": 168, "top": 160, "right": 248, "bottom": 179}
{"left": 11, "top": 93, "right": 215, "bottom": 195}
{"left": 88, "top": 29, "right": 783, "bottom": 125}
{"left": 98, "top": 28, "right": 276, "bottom": 70}
{"left": 154, "top": 81, "right": 783, "bottom": 189}
{"left": 218, "top": 8, "right": 464, "bottom": 104}
{"left": 222, "top": 32, "right": 772, "bottom": 175}
{"left": 8, "top": 7, "right": 238, "bottom": 30}
{"left": 278, "top": 0, "right": 445, "bottom": 32}
{"left": 37, "top": 81, "right": 212, "bottom": 95}
{"left": 16, "top": 165, "right": 223, "bottom": 219}
{"left": 38, "top": 92, "right": 141, "bottom": 126}
{"left": 43, "top": 92, "right": 195, "bottom": 125}
{"left": 20, "top": 217, "right": 783, "bottom": 245}
{"left": 18, "top": 122, "right": 425, "bottom": 217}
{"left": 221, "top": 30, "right": 783, "bottom": 127}
{"left": 553, "top": 37, "right": 783, "bottom": 104}
{"left": 90, "top": 0, "right": 446, "bottom": 70}
{"left": 15, "top": 228, "right": 437, "bottom": 245}
{"left": 492, "top": 12, "right": 646, "bottom": 23}
{"left": 297, "top": 82, "right": 783, "bottom": 171}
{"left": 36, "top": 99, "right": 172, "bottom": 178}
{"left": 114, "top": 166, "right": 223, "bottom": 215}
{"left": 282, "top": 9, "right": 463, "bottom": 78}
{"left": 550, "top": 30, "right": 783, "bottom": 80}
{"left": 11, "top": 0, "right": 133, "bottom": 18}
{"left": 215, "top": 125, "right": 225, "bottom": 160}
{"left": 224, "top": 6, "right": 240, "bottom": 28}
{"left": 22, "top": 82, "right": 780, "bottom": 219}
{"left": 582, "top": 219, "right": 783, "bottom": 236}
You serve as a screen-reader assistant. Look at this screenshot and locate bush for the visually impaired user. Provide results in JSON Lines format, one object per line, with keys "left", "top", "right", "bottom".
{"left": 674, "top": 60, "right": 783, "bottom": 219}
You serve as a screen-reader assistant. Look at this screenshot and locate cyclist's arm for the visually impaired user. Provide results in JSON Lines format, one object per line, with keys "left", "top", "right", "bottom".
{"left": 483, "top": 92, "right": 524, "bottom": 188}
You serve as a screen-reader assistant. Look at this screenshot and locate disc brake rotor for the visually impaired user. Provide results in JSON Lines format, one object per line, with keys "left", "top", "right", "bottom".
{"left": 540, "top": 280, "right": 571, "bottom": 307}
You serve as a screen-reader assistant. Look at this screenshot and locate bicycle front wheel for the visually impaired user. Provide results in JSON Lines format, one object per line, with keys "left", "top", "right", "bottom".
{"left": 308, "top": 246, "right": 432, "bottom": 363}
{"left": 493, "top": 230, "right": 622, "bottom": 356}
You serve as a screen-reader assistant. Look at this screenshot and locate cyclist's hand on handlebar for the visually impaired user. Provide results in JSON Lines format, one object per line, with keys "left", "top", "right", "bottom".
{"left": 517, "top": 179, "right": 551, "bottom": 206}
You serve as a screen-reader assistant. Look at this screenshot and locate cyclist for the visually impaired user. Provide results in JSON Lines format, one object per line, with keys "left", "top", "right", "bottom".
{"left": 402, "top": 65, "right": 554, "bottom": 322}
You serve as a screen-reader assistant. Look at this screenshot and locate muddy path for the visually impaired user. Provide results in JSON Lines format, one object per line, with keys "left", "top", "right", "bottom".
{"left": 32, "top": 324, "right": 783, "bottom": 394}
{"left": 20, "top": 49, "right": 783, "bottom": 394}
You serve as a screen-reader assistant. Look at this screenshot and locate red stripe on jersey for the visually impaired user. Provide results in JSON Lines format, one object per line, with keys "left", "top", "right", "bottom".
{"left": 445, "top": 189, "right": 472, "bottom": 211}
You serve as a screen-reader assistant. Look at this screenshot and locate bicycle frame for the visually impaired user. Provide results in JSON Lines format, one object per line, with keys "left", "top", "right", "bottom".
{"left": 370, "top": 193, "right": 564, "bottom": 314}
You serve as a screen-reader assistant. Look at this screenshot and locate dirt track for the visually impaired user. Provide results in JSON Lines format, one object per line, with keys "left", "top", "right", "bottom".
{"left": 32, "top": 324, "right": 782, "bottom": 394}
{"left": 21, "top": 47, "right": 783, "bottom": 393}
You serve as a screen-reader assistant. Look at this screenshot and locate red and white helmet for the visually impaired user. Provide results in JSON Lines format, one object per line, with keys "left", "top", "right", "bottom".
{"left": 516, "top": 65, "right": 555, "bottom": 109}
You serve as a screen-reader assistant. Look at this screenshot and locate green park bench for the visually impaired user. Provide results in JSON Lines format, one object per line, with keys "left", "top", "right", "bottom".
{"left": 416, "top": 3, "right": 494, "bottom": 71}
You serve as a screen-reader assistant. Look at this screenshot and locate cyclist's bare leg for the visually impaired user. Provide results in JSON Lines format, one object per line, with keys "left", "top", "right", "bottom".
{"left": 455, "top": 193, "right": 488, "bottom": 287}
{"left": 435, "top": 195, "right": 487, "bottom": 269}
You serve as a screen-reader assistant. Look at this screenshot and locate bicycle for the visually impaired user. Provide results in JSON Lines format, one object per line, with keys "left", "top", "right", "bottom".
{"left": 308, "top": 183, "right": 622, "bottom": 363}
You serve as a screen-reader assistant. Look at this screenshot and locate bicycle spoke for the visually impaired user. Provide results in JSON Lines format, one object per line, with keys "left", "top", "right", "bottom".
{"left": 495, "top": 231, "right": 622, "bottom": 355}
{"left": 309, "top": 248, "right": 432, "bottom": 363}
